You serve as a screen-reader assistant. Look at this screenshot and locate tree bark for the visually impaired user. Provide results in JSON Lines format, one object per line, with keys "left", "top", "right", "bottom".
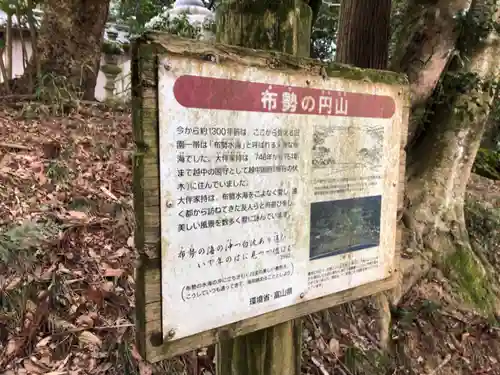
{"left": 216, "top": 0, "right": 313, "bottom": 58}
{"left": 390, "top": 0, "right": 471, "bottom": 145}
{"left": 393, "top": 0, "right": 500, "bottom": 313}
{"left": 335, "top": 0, "right": 391, "bottom": 69}
{"left": 0, "top": 47, "right": 9, "bottom": 91}
{"left": 34, "top": 0, "right": 110, "bottom": 100}
{"left": 215, "top": 1, "right": 313, "bottom": 374}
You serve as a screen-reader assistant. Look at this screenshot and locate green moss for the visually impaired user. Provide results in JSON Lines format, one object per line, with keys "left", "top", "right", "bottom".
{"left": 122, "top": 43, "right": 131, "bottom": 53}
{"left": 473, "top": 148, "right": 500, "bottom": 180}
{"left": 102, "top": 40, "right": 123, "bottom": 55}
{"left": 442, "top": 246, "right": 496, "bottom": 314}
{"left": 101, "top": 64, "right": 123, "bottom": 76}
{"left": 325, "top": 62, "right": 408, "bottom": 86}
{"left": 143, "top": 31, "right": 408, "bottom": 87}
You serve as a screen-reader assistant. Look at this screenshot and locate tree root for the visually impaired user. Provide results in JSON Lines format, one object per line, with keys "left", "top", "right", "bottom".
{"left": 372, "top": 194, "right": 500, "bottom": 353}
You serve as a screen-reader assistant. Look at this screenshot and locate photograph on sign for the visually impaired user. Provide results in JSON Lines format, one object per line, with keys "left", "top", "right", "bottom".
{"left": 309, "top": 196, "right": 382, "bottom": 261}
{"left": 157, "top": 57, "right": 403, "bottom": 341}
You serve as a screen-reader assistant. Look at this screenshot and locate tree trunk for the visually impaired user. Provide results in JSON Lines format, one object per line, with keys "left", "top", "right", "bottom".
{"left": 390, "top": 0, "right": 471, "bottom": 145}
{"left": 216, "top": 0, "right": 313, "bottom": 58}
{"left": 398, "top": 0, "right": 500, "bottom": 312}
{"left": 335, "top": 0, "right": 391, "bottom": 69}
{"left": 34, "top": 0, "right": 110, "bottom": 100}
{"left": 0, "top": 47, "right": 9, "bottom": 91}
{"left": 215, "top": 1, "right": 313, "bottom": 374}
{"left": 334, "top": 0, "right": 394, "bottom": 350}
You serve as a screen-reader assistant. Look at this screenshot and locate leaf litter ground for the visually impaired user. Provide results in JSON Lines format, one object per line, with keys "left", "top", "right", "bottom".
{"left": 0, "top": 104, "right": 197, "bottom": 375}
{"left": 1, "top": 104, "right": 500, "bottom": 375}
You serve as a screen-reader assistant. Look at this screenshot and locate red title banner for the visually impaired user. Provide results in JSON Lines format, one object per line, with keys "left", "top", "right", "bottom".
{"left": 173, "top": 75, "right": 396, "bottom": 119}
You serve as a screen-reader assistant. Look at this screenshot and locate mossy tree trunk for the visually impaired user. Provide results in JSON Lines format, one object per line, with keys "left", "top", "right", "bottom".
{"left": 216, "top": 0, "right": 313, "bottom": 58}
{"left": 396, "top": 0, "right": 500, "bottom": 312}
{"left": 337, "top": 0, "right": 500, "bottom": 347}
{"left": 215, "top": 1, "right": 313, "bottom": 374}
{"left": 8, "top": 0, "right": 110, "bottom": 99}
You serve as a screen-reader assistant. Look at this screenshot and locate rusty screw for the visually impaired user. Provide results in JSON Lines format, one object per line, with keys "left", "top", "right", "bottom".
{"left": 166, "top": 329, "right": 176, "bottom": 340}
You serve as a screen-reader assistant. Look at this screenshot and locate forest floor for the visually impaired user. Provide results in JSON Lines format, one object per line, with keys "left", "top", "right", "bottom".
{"left": 0, "top": 104, "right": 499, "bottom": 375}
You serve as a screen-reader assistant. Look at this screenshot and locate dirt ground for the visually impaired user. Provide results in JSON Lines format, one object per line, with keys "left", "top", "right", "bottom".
{"left": 0, "top": 104, "right": 499, "bottom": 375}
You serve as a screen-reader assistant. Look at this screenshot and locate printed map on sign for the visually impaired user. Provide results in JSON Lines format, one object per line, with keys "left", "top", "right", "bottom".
{"left": 158, "top": 59, "right": 403, "bottom": 341}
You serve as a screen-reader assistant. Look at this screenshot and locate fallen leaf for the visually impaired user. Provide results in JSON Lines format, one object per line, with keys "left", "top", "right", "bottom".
{"left": 23, "top": 359, "right": 46, "bottom": 374}
{"left": 100, "top": 186, "right": 118, "bottom": 201}
{"left": 103, "top": 267, "right": 124, "bottom": 278}
{"left": 139, "top": 362, "right": 153, "bottom": 375}
{"left": 5, "top": 276, "right": 22, "bottom": 291}
{"left": 67, "top": 211, "right": 88, "bottom": 220}
{"left": 111, "top": 247, "right": 128, "bottom": 258}
{"left": 36, "top": 335, "right": 52, "bottom": 348}
{"left": 5, "top": 339, "right": 20, "bottom": 356}
{"left": 310, "top": 356, "right": 329, "bottom": 375}
{"left": 75, "top": 315, "right": 94, "bottom": 328}
{"left": 328, "top": 338, "right": 340, "bottom": 357}
{"left": 85, "top": 287, "right": 105, "bottom": 307}
{"left": 78, "top": 331, "right": 102, "bottom": 347}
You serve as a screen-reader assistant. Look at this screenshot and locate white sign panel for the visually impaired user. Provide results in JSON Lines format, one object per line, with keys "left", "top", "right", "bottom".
{"left": 158, "top": 57, "right": 403, "bottom": 340}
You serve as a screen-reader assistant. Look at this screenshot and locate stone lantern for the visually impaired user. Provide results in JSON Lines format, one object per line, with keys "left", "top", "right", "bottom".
{"left": 169, "top": 0, "right": 215, "bottom": 41}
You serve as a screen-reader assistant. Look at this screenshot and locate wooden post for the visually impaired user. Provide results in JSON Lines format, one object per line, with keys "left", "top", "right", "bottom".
{"left": 215, "top": 1, "right": 312, "bottom": 374}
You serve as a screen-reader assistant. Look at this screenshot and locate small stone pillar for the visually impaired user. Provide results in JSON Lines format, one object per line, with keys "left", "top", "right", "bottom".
{"left": 101, "top": 29, "right": 123, "bottom": 99}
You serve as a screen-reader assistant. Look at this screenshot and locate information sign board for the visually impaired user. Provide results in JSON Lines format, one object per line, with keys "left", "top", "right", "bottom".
{"left": 158, "top": 57, "right": 403, "bottom": 341}
{"left": 132, "top": 33, "right": 408, "bottom": 362}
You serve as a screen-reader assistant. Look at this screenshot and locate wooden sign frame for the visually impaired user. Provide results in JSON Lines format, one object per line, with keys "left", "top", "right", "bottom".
{"left": 131, "top": 32, "right": 409, "bottom": 363}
